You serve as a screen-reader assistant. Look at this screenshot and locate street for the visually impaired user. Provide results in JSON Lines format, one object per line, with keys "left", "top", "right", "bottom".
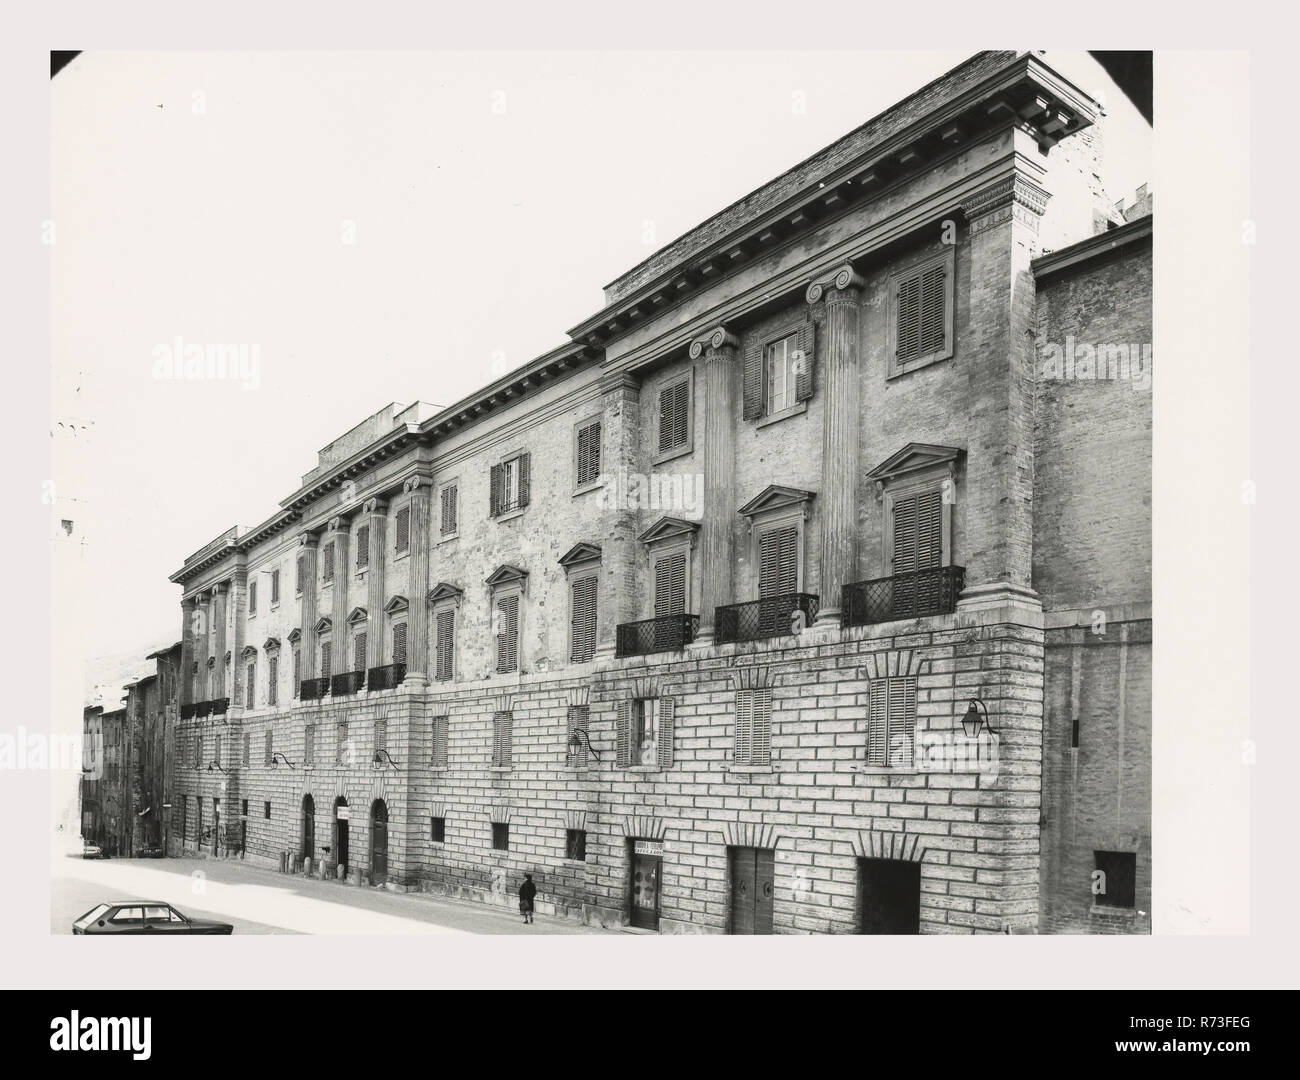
{"left": 51, "top": 840, "right": 615, "bottom": 936}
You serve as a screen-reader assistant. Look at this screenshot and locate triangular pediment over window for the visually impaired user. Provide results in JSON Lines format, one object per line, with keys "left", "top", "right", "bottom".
{"left": 427, "top": 582, "right": 464, "bottom": 605}
{"left": 738, "top": 484, "right": 816, "bottom": 519}
{"left": 287, "top": 628, "right": 302, "bottom": 644}
{"left": 313, "top": 616, "right": 333, "bottom": 635}
{"left": 485, "top": 564, "right": 528, "bottom": 589}
{"left": 346, "top": 606, "right": 368, "bottom": 625}
{"left": 262, "top": 637, "right": 281, "bottom": 652}
{"left": 867, "top": 443, "right": 964, "bottom": 483}
{"left": 383, "top": 595, "right": 409, "bottom": 615}
{"left": 558, "top": 542, "right": 602, "bottom": 568}
{"left": 241, "top": 645, "right": 258, "bottom": 659}
{"left": 637, "top": 516, "right": 700, "bottom": 546}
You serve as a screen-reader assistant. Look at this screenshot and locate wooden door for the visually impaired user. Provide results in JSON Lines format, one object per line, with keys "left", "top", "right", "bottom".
{"left": 370, "top": 801, "right": 388, "bottom": 885}
{"left": 629, "top": 849, "right": 661, "bottom": 930}
{"left": 729, "top": 847, "right": 775, "bottom": 934}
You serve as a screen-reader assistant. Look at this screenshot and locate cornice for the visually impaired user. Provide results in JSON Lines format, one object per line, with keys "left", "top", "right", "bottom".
{"left": 1031, "top": 214, "right": 1152, "bottom": 281}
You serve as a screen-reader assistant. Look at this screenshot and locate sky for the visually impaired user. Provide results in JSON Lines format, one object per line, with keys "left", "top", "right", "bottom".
{"left": 51, "top": 49, "right": 1151, "bottom": 661}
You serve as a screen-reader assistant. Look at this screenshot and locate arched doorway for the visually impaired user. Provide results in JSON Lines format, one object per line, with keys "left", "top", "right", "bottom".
{"left": 370, "top": 799, "right": 388, "bottom": 885}
{"left": 333, "top": 796, "right": 349, "bottom": 876}
{"left": 301, "top": 795, "right": 315, "bottom": 861}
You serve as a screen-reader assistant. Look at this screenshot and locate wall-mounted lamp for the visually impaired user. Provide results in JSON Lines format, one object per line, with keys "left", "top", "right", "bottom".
{"left": 566, "top": 728, "right": 601, "bottom": 763}
{"left": 206, "top": 761, "right": 227, "bottom": 774}
{"left": 960, "top": 699, "right": 997, "bottom": 739}
{"left": 270, "top": 752, "right": 296, "bottom": 770}
{"left": 373, "top": 749, "right": 400, "bottom": 770}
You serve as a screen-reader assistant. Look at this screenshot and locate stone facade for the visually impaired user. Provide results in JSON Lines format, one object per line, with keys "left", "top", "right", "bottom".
{"left": 154, "top": 51, "right": 1150, "bottom": 933}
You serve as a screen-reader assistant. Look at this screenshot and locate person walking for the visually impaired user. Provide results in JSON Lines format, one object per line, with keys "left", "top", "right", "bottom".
{"left": 518, "top": 872, "right": 537, "bottom": 925}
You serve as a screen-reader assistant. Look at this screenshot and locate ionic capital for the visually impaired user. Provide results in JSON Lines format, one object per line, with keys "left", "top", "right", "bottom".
{"left": 805, "top": 264, "right": 865, "bottom": 305}
{"left": 688, "top": 326, "right": 740, "bottom": 360}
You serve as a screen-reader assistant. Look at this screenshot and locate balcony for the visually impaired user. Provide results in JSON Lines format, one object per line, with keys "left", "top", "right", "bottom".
{"left": 211, "top": 697, "right": 229, "bottom": 716}
{"left": 195, "top": 700, "right": 213, "bottom": 718}
{"left": 615, "top": 614, "right": 699, "bottom": 658}
{"left": 367, "top": 663, "right": 406, "bottom": 691}
{"left": 299, "top": 677, "right": 330, "bottom": 702}
{"left": 715, "top": 593, "right": 821, "bottom": 645}
{"left": 330, "top": 670, "right": 366, "bottom": 697}
{"left": 841, "top": 566, "right": 965, "bottom": 627}
{"left": 180, "top": 703, "right": 196, "bottom": 720}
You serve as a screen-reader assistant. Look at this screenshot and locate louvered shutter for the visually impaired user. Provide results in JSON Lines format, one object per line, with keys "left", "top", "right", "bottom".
{"left": 496, "top": 595, "right": 518, "bottom": 673}
{"left": 671, "top": 380, "right": 688, "bottom": 449}
{"left": 245, "top": 663, "right": 255, "bottom": 708}
{"left": 867, "top": 680, "right": 888, "bottom": 766}
{"left": 616, "top": 701, "right": 631, "bottom": 767}
{"left": 887, "top": 677, "right": 917, "bottom": 767}
{"left": 297, "top": 555, "right": 305, "bottom": 592}
{"left": 356, "top": 525, "right": 369, "bottom": 568}
{"left": 337, "top": 721, "right": 348, "bottom": 764}
{"left": 517, "top": 453, "right": 531, "bottom": 509}
{"left": 432, "top": 715, "right": 448, "bottom": 768}
{"left": 777, "top": 526, "right": 798, "bottom": 594}
{"left": 919, "top": 262, "right": 946, "bottom": 357}
{"left": 441, "top": 484, "right": 457, "bottom": 535}
{"left": 655, "top": 553, "right": 686, "bottom": 616}
{"left": 320, "top": 641, "right": 331, "bottom": 680}
{"left": 735, "top": 690, "right": 753, "bottom": 766}
{"left": 292, "top": 649, "right": 300, "bottom": 695}
{"left": 795, "top": 321, "right": 816, "bottom": 401}
{"left": 896, "top": 273, "right": 922, "bottom": 362}
{"left": 264, "top": 730, "right": 273, "bottom": 766}
{"left": 493, "top": 711, "right": 512, "bottom": 768}
{"left": 271, "top": 569, "right": 280, "bottom": 603}
{"left": 268, "top": 656, "right": 278, "bottom": 705}
{"left": 374, "top": 718, "right": 387, "bottom": 754}
{"left": 567, "top": 705, "right": 589, "bottom": 768}
{"left": 322, "top": 543, "right": 334, "bottom": 583}
{"left": 395, "top": 507, "right": 410, "bottom": 553}
{"left": 893, "top": 494, "right": 919, "bottom": 575}
{"left": 657, "top": 697, "right": 675, "bottom": 768}
{"left": 742, "top": 336, "right": 763, "bottom": 419}
{"left": 489, "top": 463, "right": 503, "bottom": 517}
{"left": 570, "top": 576, "right": 598, "bottom": 663}
{"left": 392, "top": 623, "right": 407, "bottom": 665}
{"left": 249, "top": 581, "right": 257, "bottom": 614}
{"left": 752, "top": 688, "right": 772, "bottom": 767}
{"left": 435, "top": 610, "right": 454, "bottom": 680}
{"left": 353, "top": 631, "right": 367, "bottom": 672}
{"left": 242, "top": 732, "right": 250, "bottom": 767}
{"left": 577, "top": 421, "right": 601, "bottom": 487}
{"left": 305, "top": 724, "right": 314, "bottom": 765}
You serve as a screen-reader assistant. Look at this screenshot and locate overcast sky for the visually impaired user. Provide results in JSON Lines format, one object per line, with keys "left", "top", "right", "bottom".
{"left": 52, "top": 50, "right": 1151, "bottom": 661}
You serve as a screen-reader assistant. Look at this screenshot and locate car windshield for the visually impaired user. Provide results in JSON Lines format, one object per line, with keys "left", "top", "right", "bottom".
{"left": 73, "top": 904, "right": 111, "bottom": 928}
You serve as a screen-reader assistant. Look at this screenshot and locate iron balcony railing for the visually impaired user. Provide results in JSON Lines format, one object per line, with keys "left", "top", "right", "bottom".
{"left": 211, "top": 697, "right": 229, "bottom": 716}
{"left": 841, "top": 566, "right": 965, "bottom": 627}
{"left": 615, "top": 613, "right": 700, "bottom": 658}
{"left": 331, "top": 670, "right": 366, "bottom": 697}
{"left": 195, "top": 700, "right": 213, "bottom": 718}
{"left": 299, "top": 677, "right": 330, "bottom": 702}
{"left": 367, "top": 663, "right": 406, "bottom": 691}
{"left": 715, "top": 593, "right": 821, "bottom": 644}
{"left": 180, "top": 703, "right": 196, "bottom": 720}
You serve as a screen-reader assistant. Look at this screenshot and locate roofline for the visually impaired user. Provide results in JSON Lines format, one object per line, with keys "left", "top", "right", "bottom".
{"left": 1031, "top": 214, "right": 1152, "bottom": 280}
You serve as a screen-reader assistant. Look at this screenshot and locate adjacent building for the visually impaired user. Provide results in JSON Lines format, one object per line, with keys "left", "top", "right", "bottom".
{"left": 160, "top": 50, "right": 1151, "bottom": 933}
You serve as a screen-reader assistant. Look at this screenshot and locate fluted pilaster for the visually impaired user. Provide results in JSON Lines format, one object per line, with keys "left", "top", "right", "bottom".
{"left": 594, "top": 370, "right": 641, "bottom": 660}
{"left": 363, "top": 497, "right": 387, "bottom": 672}
{"left": 691, "top": 327, "right": 739, "bottom": 645}
{"left": 179, "top": 596, "right": 197, "bottom": 705}
{"left": 327, "top": 516, "right": 351, "bottom": 672}
{"left": 298, "top": 533, "right": 320, "bottom": 681}
{"left": 211, "top": 583, "right": 228, "bottom": 697}
{"left": 228, "top": 565, "right": 247, "bottom": 714}
{"left": 403, "top": 476, "right": 432, "bottom": 685}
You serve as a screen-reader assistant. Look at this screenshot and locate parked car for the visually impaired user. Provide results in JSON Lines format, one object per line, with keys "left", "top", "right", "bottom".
{"left": 138, "top": 844, "right": 166, "bottom": 859}
{"left": 81, "top": 842, "right": 104, "bottom": 859}
{"left": 72, "top": 901, "right": 234, "bottom": 935}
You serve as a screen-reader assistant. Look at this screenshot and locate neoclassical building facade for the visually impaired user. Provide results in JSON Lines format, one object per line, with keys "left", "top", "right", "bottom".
{"left": 167, "top": 51, "right": 1152, "bottom": 933}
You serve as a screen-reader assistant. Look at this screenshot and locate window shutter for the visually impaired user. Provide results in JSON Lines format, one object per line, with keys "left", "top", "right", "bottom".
{"left": 489, "top": 463, "right": 502, "bottom": 517}
{"left": 577, "top": 421, "right": 601, "bottom": 487}
{"left": 356, "top": 525, "right": 369, "bottom": 568}
{"left": 271, "top": 569, "right": 280, "bottom": 603}
{"left": 752, "top": 688, "right": 772, "bottom": 767}
{"left": 867, "top": 680, "right": 888, "bottom": 767}
{"left": 887, "top": 677, "right": 917, "bottom": 768}
{"left": 496, "top": 595, "right": 519, "bottom": 673}
{"left": 432, "top": 715, "right": 448, "bottom": 768}
{"left": 322, "top": 543, "right": 334, "bottom": 583}
{"left": 671, "top": 380, "right": 688, "bottom": 449}
{"left": 292, "top": 649, "right": 301, "bottom": 695}
{"left": 517, "top": 453, "right": 531, "bottom": 508}
{"left": 268, "top": 656, "right": 278, "bottom": 705}
{"left": 264, "top": 730, "right": 273, "bottom": 766}
{"left": 742, "top": 336, "right": 763, "bottom": 419}
{"left": 795, "top": 321, "right": 816, "bottom": 401}
{"left": 435, "top": 610, "right": 455, "bottom": 680}
{"left": 655, "top": 552, "right": 686, "bottom": 617}
{"left": 249, "top": 582, "right": 257, "bottom": 614}
{"left": 893, "top": 494, "right": 919, "bottom": 575}
{"left": 392, "top": 623, "right": 407, "bottom": 665}
{"left": 896, "top": 273, "right": 922, "bottom": 362}
{"left": 320, "top": 641, "right": 332, "bottom": 680}
{"left": 567, "top": 705, "right": 589, "bottom": 768}
{"left": 395, "top": 507, "right": 410, "bottom": 553}
{"left": 735, "top": 690, "right": 753, "bottom": 766}
{"left": 374, "top": 718, "right": 387, "bottom": 754}
{"left": 570, "top": 576, "right": 598, "bottom": 663}
{"left": 657, "top": 697, "right": 675, "bottom": 768}
{"left": 354, "top": 631, "right": 367, "bottom": 672}
{"left": 441, "top": 484, "right": 458, "bottom": 535}
{"left": 616, "top": 701, "right": 631, "bottom": 768}
{"left": 297, "top": 555, "right": 305, "bottom": 593}
{"left": 305, "top": 723, "right": 315, "bottom": 765}
{"left": 492, "top": 711, "right": 512, "bottom": 768}
{"left": 757, "top": 525, "right": 799, "bottom": 596}
{"left": 242, "top": 732, "right": 250, "bottom": 767}
{"left": 245, "top": 663, "right": 255, "bottom": 708}
{"left": 337, "top": 721, "right": 348, "bottom": 764}
{"left": 657, "top": 384, "right": 674, "bottom": 452}
{"left": 919, "top": 262, "right": 946, "bottom": 357}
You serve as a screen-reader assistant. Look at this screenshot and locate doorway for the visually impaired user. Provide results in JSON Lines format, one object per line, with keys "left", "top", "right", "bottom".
{"left": 628, "top": 839, "right": 663, "bottom": 930}
{"left": 334, "top": 796, "right": 350, "bottom": 875}
{"left": 212, "top": 798, "right": 221, "bottom": 857}
{"left": 857, "top": 857, "right": 921, "bottom": 934}
{"left": 370, "top": 800, "right": 388, "bottom": 885}
{"left": 302, "top": 795, "right": 315, "bottom": 861}
{"left": 728, "top": 846, "right": 775, "bottom": 934}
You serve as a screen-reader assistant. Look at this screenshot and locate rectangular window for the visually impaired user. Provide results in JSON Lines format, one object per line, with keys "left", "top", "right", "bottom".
{"left": 292, "top": 648, "right": 301, "bottom": 697}
{"left": 491, "top": 822, "right": 509, "bottom": 851}
{"left": 353, "top": 631, "right": 367, "bottom": 672}
{"left": 249, "top": 581, "right": 257, "bottom": 615}
{"left": 392, "top": 623, "right": 407, "bottom": 665}
{"left": 566, "top": 704, "right": 590, "bottom": 769}
{"left": 658, "top": 376, "right": 690, "bottom": 454}
{"left": 320, "top": 641, "right": 332, "bottom": 680}
{"left": 632, "top": 699, "right": 658, "bottom": 767}
{"left": 565, "top": 829, "right": 587, "bottom": 862}
{"left": 194, "top": 735, "right": 202, "bottom": 768}
{"left": 245, "top": 663, "right": 255, "bottom": 708}
{"left": 489, "top": 453, "right": 530, "bottom": 516}
{"left": 356, "top": 525, "right": 370, "bottom": 569}
{"left": 336, "top": 722, "right": 348, "bottom": 765}
{"left": 431, "top": 714, "right": 449, "bottom": 769}
{"left": 430, "top": 817, "right": 446, "bottom": 843}
{"left": 892, "top": 489, "right": 943, "bottom": 574}
{"left": 576, "top": 419, "right": 601, "bottom": 487}
{"left": 242, "top": 732, "right": 250, "bottom": 768}
{"left": 296, "top": 555, "right": 305, "bottom": 595}
{"left": 758, "top": 524, "right": 798, "bottom": 598}
{"left": 440, "top": 483, "right": 458, "bottom": 536}
{"left": 570, "top": 576, "right": 598, "bottom": 663}
{"left": 765, "top": 334, "right": 798, "bottom": 415}
{"left": 395, "top": 507, "right": 411, "bottom": 553}
{"left": 264, "top": 801, "right": 271, "bottom": 820}
{"left": 271, "top": 569, "right": 280, "bottom": 604}
{"left": 305, "top": 723, "right": 315, "bottom": 766}
{"left": 241, "top": 799, "right": 248, "bottom": 817}
{"left": 264, "top": 729, "right": 273, "bottom": 766}
{"left": 374, "top": 719, "right": 387, "bottom": 757}
{"left": 267, "top": 655, "right": 278, "bottom": 706}
{"left": 867, "top": 676, "right": 917, "bottom": 768}
{"left": 495, "top": 594, "right": 519, "bottom": 673}
{"left": 735, "top": 688, "right": 773, "bottom": 767}
{"left": 322, "top": 543, "right": 335, "bottom": 584}
{"left": 1094, "top": 851, "right": 1137, "bottom": 909}
{"left": 491, "top": 710, "right": 513, "bottom": 768}
{"left": 434, "top": 609, "right": 455, "bottom": 681}
{"left": 654, "top": 552, "right": 687, "bottom": 617}
{"left": 892, "top": 253, "right": 953, "bottom": 374}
